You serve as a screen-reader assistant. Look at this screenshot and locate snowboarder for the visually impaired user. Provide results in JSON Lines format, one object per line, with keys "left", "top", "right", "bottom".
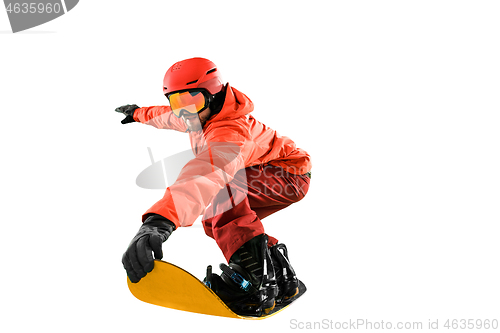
{"left": 117, "top": 57, "right": 312, "bottom": 317}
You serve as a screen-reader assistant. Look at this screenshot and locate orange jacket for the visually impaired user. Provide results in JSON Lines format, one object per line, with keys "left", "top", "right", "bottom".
{"left": 133, "top": 84, "right": 311, "bottom": 228}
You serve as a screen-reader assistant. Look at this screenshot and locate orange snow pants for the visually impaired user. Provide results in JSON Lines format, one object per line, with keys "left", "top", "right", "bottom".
{"left": 201, "top": 165, "right": 310, "bottom": 261}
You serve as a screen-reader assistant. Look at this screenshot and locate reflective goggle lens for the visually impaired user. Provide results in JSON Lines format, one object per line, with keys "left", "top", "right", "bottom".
{"left": 169, "top": 91, "right": 207, "bottom": 117}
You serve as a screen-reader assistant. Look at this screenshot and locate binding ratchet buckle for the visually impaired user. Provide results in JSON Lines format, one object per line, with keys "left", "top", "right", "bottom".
{"left": 220, "top": 263, "right": 253, "bottom": 292}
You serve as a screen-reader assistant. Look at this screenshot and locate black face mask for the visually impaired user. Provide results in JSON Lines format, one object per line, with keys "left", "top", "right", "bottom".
{"left": 208, "top": 85, "right": 227, "bottom": 116}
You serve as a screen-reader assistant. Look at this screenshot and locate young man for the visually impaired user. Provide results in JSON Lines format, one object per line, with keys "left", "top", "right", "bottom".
{"left": 118, "top": 57, "right": 312, "bottom": 317}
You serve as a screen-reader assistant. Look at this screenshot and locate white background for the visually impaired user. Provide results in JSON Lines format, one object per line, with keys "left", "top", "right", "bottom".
{"left": 1, "top": 1, "right": 499, "bottom": 332}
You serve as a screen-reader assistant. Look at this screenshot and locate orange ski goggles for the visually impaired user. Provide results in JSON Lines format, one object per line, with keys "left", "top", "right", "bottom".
{"left": 167, "top": 89, "right": 212, "bottom": 118}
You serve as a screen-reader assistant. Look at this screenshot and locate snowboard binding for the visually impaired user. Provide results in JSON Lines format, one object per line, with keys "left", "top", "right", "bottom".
{"left": 204, "top": 234, "right": 278, "bottom": 317}
{"left": 203, "top": 234, "right": 307, "bottom": 317}
{"left": 270, "top": 243, "right": 300, "bottom": 304}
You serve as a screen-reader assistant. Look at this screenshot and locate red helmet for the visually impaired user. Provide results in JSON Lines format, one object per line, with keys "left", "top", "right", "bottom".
{"left": 163, "top": 57, "right": 224, "bottom": 96}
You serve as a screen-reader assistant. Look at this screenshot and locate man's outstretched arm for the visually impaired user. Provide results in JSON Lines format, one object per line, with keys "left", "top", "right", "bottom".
{"left": 115, "top": 104, "right": 188, "bottom": 132}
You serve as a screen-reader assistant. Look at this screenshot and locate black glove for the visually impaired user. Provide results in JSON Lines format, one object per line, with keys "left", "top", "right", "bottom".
{"left": 122, "top": 214, "right": 176, "bottom": 283}
{"left": 115, "top": 104, "right": 139, "bottom": 124}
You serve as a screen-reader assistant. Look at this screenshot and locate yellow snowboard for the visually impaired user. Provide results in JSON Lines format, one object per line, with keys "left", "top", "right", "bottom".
{"left": 127, "top": 260, "right": 306, "bottom": 320}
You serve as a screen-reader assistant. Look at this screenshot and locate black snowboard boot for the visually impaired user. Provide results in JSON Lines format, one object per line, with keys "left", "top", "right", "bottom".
{"left": 269, "top": 243, "right": 300, "bottom": 304}
{"left": 204, "top": 234, "right": 278, "bottom": 317}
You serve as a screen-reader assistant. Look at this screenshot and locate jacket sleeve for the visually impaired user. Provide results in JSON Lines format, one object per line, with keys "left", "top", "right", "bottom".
{"left": 142, "top": 129, "right": 252, "bottom": 228}
{"left": 133, "top": 105, "right": 188, "bottom": 132}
